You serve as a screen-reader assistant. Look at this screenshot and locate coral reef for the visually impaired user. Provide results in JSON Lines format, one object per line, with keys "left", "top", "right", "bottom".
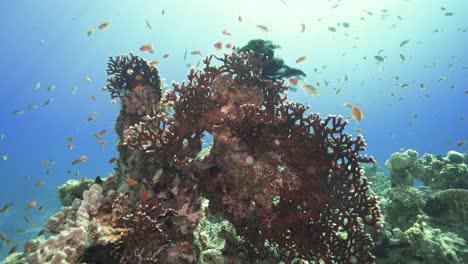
{"left": 424, "top": 189, "right": 468, "bottom": 239}
{"left": 376, "top": 218, "right": 468, "bottom": 263}
{"left": 58, "top": 179, "right": 94, "bottom": 206}
{"left": 370, "top": 149, "right": 468, "bottom": 263}
{"left": 418, "top": 151, "right": 468, "bottom": 190}
{"left": 384, "top": 149, "right": 421, "bottom": 187}
{"left": 8, "top": 41, "right": 383, "bottom": 264}
{"left": 105, "top": 53, "right": 162, "bottom": 103}
{"left": 24, "top": 184, "right": 106, "bottom": 263}
{"left": 119, "top": 45, "right": 381, "bottom": 263}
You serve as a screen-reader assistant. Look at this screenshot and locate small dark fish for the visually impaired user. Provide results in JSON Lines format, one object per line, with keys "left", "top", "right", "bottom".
{"left": 280, "top": 0, "right": 287, "bottom": 5}
{"left": 26, "top": 104, "right": 39, "bottom": 110}
{"left": 342, "top": 22, "right": 349, "bottom": 28}
{"left": 256, "top": 24, "right": 269, "bottom": 32}
{"left": 400, "top": 54, "right": 405, "bottom": 61}
{"left": 37, "top": 229, "right": 45, "bottom": 237}
{"left": 161, "top": 9, "right": 165, "bottom": 15}
{"left": 440, "top": 7, "right": 446, "bottom": 11}
{"left": 0, "top": 203, "right": 13, "bottom": 215}
{"left": 374, "top": 55, "right": 385, "bottom": 62}
{"left": 145, "top": 19, "right": 152, "bottom": 29}
{"left": 42, "top": 98, "right": 53, "bottom": 106}
{"left": 445, "top": 12, "right": 454, "bottom": 16}
{"left": 328, "top": 26, "right": 336, "bottom": 32}
{"left": 8, "top": 244, "right": 18, "bottom": 255}
{"left": 12, "top": 110, "right": 25, "bottom": 115}
{"left": 400, "top": 39, "right": 410, "bottom": 47}
{"left": 95, "top": 176, "right": 103, "bottom": 184}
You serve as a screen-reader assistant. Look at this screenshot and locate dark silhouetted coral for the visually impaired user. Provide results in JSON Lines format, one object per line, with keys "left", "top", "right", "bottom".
{"left": 237, "top": 39, "right": 306, "bottom": 80}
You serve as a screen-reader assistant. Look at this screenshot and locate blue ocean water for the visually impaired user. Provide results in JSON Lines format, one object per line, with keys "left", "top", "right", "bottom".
{"left": 0, "top": 0, "right": 466, "bottom": 260}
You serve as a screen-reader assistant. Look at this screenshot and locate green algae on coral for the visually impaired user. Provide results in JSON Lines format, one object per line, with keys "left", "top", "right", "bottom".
{"left": 58, "top": 179, "right": 94, "bottom": 206}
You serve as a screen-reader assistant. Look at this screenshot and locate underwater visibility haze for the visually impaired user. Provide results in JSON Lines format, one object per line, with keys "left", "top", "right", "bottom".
{"left": 0, "top": 0, "right": 467, "bottom": 263}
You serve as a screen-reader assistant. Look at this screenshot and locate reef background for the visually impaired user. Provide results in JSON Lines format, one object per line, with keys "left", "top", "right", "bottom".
{"left": 0, "top": 0, "right": 467, "bottom": 261}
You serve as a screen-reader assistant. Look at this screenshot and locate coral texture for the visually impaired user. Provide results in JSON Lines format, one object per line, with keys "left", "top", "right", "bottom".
{"left": 105, "top": 53, "right": 161, "bottom": 102}
{"left": 119, "top": 49, "right": 382, "bottom": 263}
{"left": 368, "top": 150, "right": 468, "bottom": 263}
{"left": 26, "top": 184, "right": 104, "bottom": 263}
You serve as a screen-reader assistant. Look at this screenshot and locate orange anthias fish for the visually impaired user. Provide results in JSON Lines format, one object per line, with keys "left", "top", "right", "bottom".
{"left": 140, "top": 189, "right": 153, "bottom": 202}
{"left": 105, "top": 176, "right": 115, "bottom": 183}
{"left": 108, "top": 157, "right": 117, "bottom": 164}
{"left": 24, "top": 241, "right": 32, "bottom": 253}
{"left": 190, "top": 49, "right": 202, "bottom": 56}
{"left": 222, "top": 29, "right": 232, "bottom": 35}
{"left": 140, "top": 44, "right": 154, "bottom": 53}
{"left": 133, "top": 85, "right": 145, "bottom": 92}
{"left": 98, "top": 21, "right": 110, "bottom": 30}
{"left": 72, "top": 155, "right": 88, "bottom": 165}
{"left": 289, "top": 77, "right": 298, "bottom": 86}
{"left": 125, "top": 179, "right": 138, "bottom": 185}
{"left": 87, "top": 28, "right": 94, "bottom": 37}
{"left": 34, "top": 181, "right": 45, "bottom": 187}
{"left": 296, "top": 56, "right": 306, "bottom": 63}
{"left": 214, "top": 42, "right": 222, "bottom": 51}
{"left": 25, "top": 201, "right": 37, "bottom": 210}
{"left": 99, "top": 129, "right": 107, "bottom": 135}
{"left": 150, "top": 60, "right": 159, "bottom": 66}
{"left": 86, "top": 115, "right": 95, "bottom": 123}
{"left": 351, "top": 106, "right": 364, "bottom": 123}
{"left": 134, "top": 74, "right": 144, "bottom": 81}
{"left": 301, "top": 84, "right": 320, "bottom": 96}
